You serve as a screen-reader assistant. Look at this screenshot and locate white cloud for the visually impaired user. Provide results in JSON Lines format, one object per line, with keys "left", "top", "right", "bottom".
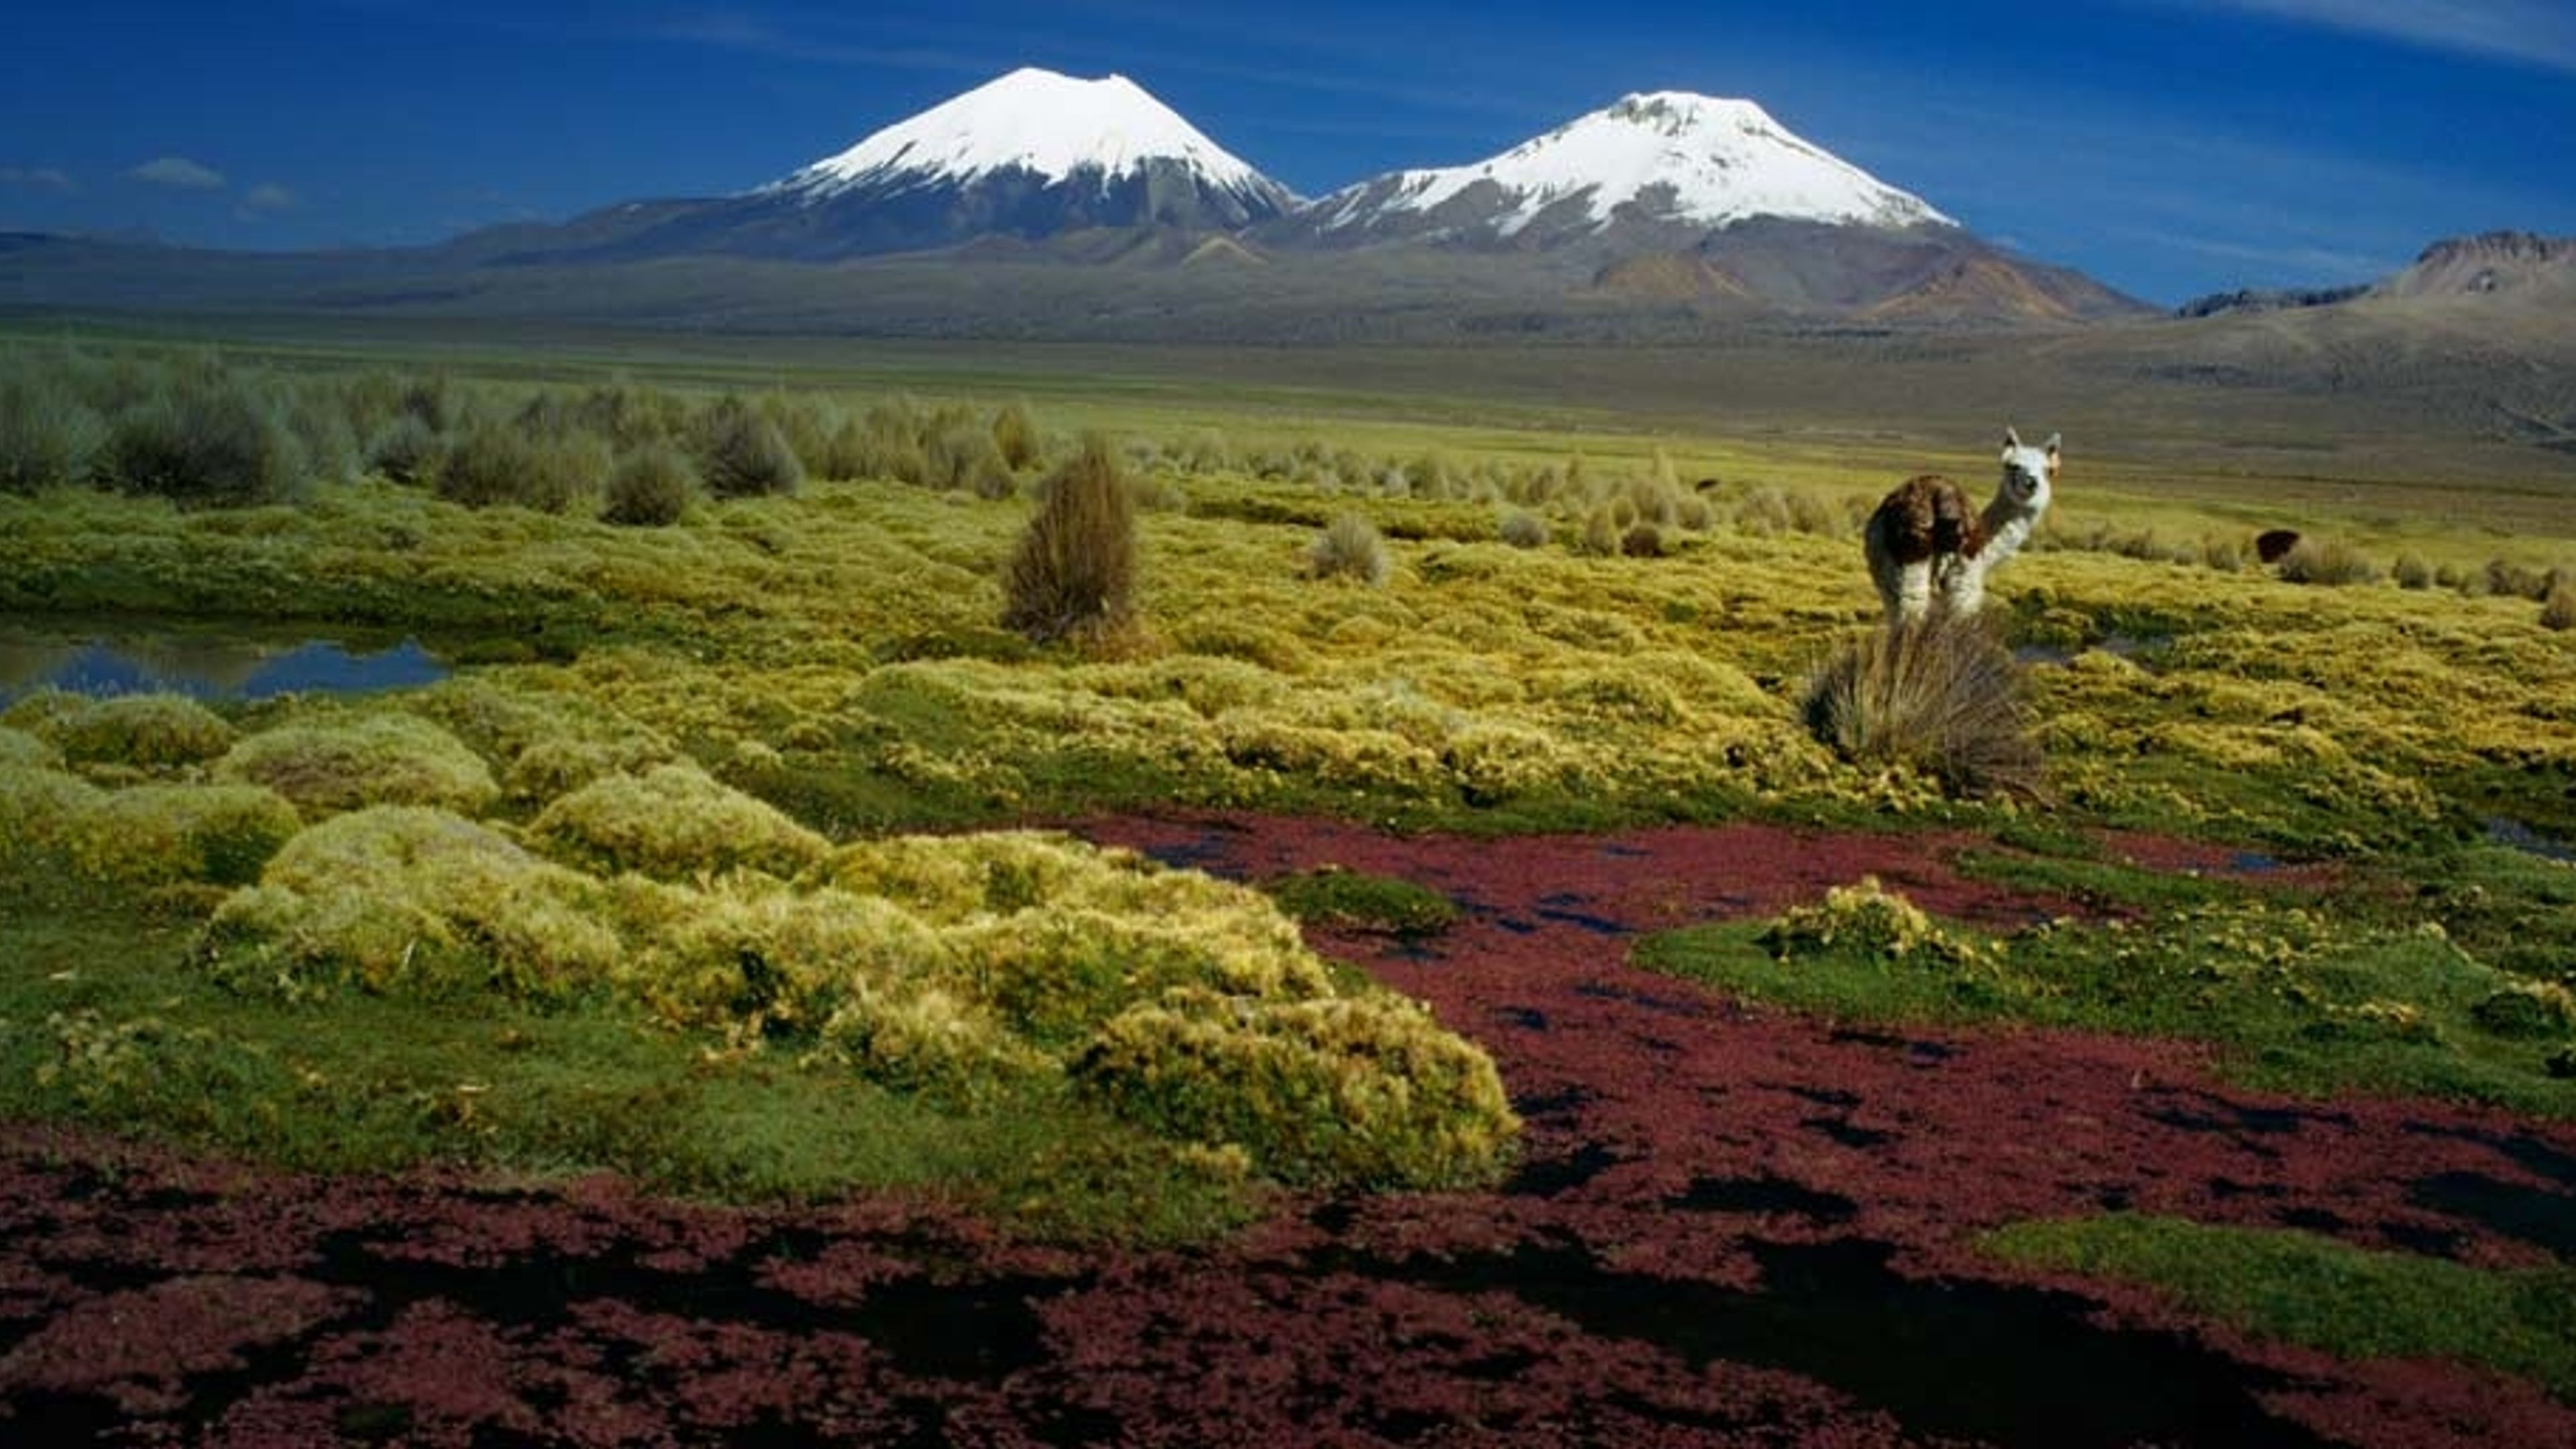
{"left": 0, "top": 166, "right": 75, "bottom": 192}
{"left": 2186, "top": 1, "right": 2576, "bottom": 74}
{"left": 127, "top": 156, "right": 227, "bottom": 190}
{"left": 235, "top": 182, "right": 300, "bottom": 219}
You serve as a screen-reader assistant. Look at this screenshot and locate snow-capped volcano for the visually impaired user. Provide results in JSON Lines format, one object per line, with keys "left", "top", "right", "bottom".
{"left": 1297, "top": 91, "right": 1950, "bottom": 247}
{"left": 770, "top": 66, "right": 1289, "bottom": 212}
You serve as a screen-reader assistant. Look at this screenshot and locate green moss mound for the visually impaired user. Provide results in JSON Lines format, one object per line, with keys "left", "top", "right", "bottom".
{"left": 25, "top": 692, "right": 236, "bottom": 771}
{"left": 190, "top": 817, "right": 1520, "bottom": 1189}
{"left": 197, "top": 805, "right": 621, "bottom": 1001}
{"left": 217, "top": 711, "right": 499, "bottom": 818}
{"left": 66, "top": 782, "right": 301, "bottom": 886}
{"left": 529, "top": 762, "right": 828, "bottom": 880}
{"left": 1077, "top": 986, "right": 1519, "bottom": 1190}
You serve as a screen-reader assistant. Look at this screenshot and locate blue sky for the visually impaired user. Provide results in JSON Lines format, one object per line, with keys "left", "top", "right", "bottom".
{"left": 3, "top": 0, "right": 2573, "bottom": 305}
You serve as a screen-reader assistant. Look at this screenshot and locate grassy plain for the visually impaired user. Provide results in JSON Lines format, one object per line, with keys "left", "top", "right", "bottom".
{"left": 2, "top": 321, "right": 2574, "bottom": 1257}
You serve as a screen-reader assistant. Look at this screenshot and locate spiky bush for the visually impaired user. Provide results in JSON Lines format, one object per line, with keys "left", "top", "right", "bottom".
{"left": 196, "top": 806, "right": 621, "bottom": 1001}
{"left": 601, "top": 441, "right": 697, "bottom": 527}
{"left": 1802, "top": 616, "right": 2042, "bottom": 798}
{"left": 1074, "top": 985, "right": 1519, "bottom": 1190}
{"left": 1004, "top": 432, "right": 1138, "bottom": 645}
{"left": 528, "top": 762, "right": 828, "bottom": 881}
{"left": 1309, "top": 513, "right": 1391, "bottom": 585}
{"left": 694, "top": 395, "right": 804, "bottom": 498}
{"left": 215, "top": 712, "right": 499, "bottom": 818}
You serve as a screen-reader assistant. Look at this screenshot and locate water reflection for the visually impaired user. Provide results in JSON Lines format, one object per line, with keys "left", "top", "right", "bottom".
{"left": 0, "top": 625, "right": 448, "bottom": 704}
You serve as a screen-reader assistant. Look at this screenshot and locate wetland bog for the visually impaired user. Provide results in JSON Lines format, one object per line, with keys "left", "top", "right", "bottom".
{"left": 2, "top": 325, "right": 2573, "bottom": 1445}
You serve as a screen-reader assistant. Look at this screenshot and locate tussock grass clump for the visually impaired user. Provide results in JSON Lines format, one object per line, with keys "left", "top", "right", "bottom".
{"left": 435, "top": 416, "right": 608, "bottom": 513}
{"left": 1309, "top": 513, "right": 1391, "bottom": 586}
{"left": 1801, "top": 616, "right": 2041, "bottom": 798}
{"left": 34, "top": 692, "right": 237, "bottom": 771}
{"left": 101, "top": 371, "right": 304, "bottom": 507}
{"left": 1004, "top": 432, "right": 1138, "bottom": 647}
{"left": 529, "top": 762, "right": 829, "bottom": 881}
{"left": 65, "top": 782, "right": 301, "bottom": 886}
{"left": 0, "top": 372, "right": 105, "bottom": 493}
{"left": 216, "top": 712, "right": 499, "bottom": 818}
{"left": 600, "top": 441, "right": 697, "bottom": 527}
{"left": 2277, "top": 537, "right": 2383, "bottom": 586}
{"left": 1497, "top": 509, "right": 1548, "bottom": 549}
{"left": 2392, "top": 552, "right": 2436, "bottom": 590}
{"left": 2542, "top": 584, "right": 2576, "bottom": 632}
{"left": 694, "top": 395, "right": 804, "bottom": 498}
{"left": 198, "top": 806, "right": 621, "bottom": 1001}
{"left": 1075, "top": 986, "right": 1519, "bottom": 1190}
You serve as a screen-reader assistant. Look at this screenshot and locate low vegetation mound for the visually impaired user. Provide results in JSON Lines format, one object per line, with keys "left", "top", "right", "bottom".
{"left": 529, "top": 762, "right": 829, "bottom": 880}
{"left": 14, "top": 692, "right": 237, "bottom": 772}
{"left": 190, "top": 813, "right": 1519, "bottom": 1190}
{"left": 216, "top": 712, "right": 499, "bottom": 818}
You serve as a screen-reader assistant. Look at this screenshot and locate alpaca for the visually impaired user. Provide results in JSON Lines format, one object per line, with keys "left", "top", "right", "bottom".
{"left": 1864, "top": 428, "right": 2059, "bottom": 623}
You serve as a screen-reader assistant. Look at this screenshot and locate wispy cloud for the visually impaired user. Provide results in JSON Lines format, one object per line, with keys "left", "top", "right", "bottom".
{"left": 127, "top": 156, "right": 227, "bottom": 190}
{"left": 2182, "top": 1, "right": 2576, "bottom": 75}
{"left": 1, "top": 166, "right": 75, "bottom": 192}
{"left": 235, "top": 182, "right": 300, "bottom": 221}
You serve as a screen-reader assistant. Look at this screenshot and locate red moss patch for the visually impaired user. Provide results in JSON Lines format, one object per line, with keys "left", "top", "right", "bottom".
{"left": 2, "top": 813, "right": 2571, "bottom": 1447}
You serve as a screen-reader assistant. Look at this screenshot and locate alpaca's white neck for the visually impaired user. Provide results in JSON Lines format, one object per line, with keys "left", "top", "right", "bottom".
{"left": 1979, "top": 493, "right": 2044, "bottom": 569}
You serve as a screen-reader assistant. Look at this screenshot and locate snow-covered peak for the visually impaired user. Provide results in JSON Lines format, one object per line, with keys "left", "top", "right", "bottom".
{"left": 768, "top": 66, "right": 1281, "bottom": 201}
{"left": 1320, "top": 89, "right": 1951, "bottom": 236}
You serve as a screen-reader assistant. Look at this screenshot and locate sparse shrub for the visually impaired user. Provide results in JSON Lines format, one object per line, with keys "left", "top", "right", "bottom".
{"left": 991, "top": 398, "right": 1042, "bottom": 471}
{"left": 1309, "top": 513, "right": 1391, "bottom": 585}
{"left": 601, "top": 441, "right": 698, "bottom": 527}
{"left": 925, "top": 413, "right": 1017, "bottom": 498}
{"left": 1785, "top": 490, "right": 1842, "bottom": 535}
{"left": 40, "top": 693, "right": 236, "bottom": 771}
{"left": 436, "top": 417, "right": 606, "bottom": 513}
{"left": 215, "top": 712, "right": 499, "bottom": 818}
{"left": 1733, "top": 486, "right": 1794, "bottom": 536}
{"left": 1495, "top": 510, "right": 1546, "bottom": 549}
{"left": 2436, "top": 561, "right": 2471, "bottom": 593}
{"left": 1580, "top": 501, "right": 1623, "bottom": 556}
{"left": 2276, "top": 537, "right": 2381, "bottom": 586}
{"left": 2487, "top": 558, "right": 2548, "bottom": 601}
{"left": 365, "top": 413, "right": 447, "bottom": 486}
{"left": 101, "top": 370, "right": 305, "bottom": 507}
{"left": 2543, "top": 584, "right": 2576, "bottom": 632}
{"left": 529, "top": 762, "right": 829, "bottom": 881}
{"left": 1003, "top": 432, "right": 1138, "bottom": 646}
{"left": 195, "top": 805, "right": 621, "bottom": 1001}
{"left": 1621, "top": 522, "right": 1666, "bottom": 558}
{"left": 694, "top": 394, "right": 804, "bottom": 498}
{"left": 2200, "top": 535, "right": 2243, "bottom": 572}
{"left": 1802, "top": 616, "right": 2041, "bottom": 798}
{"left": 0, "top": 372, "right": 105, "bottom": 492}
{"left": 2392, "top": 552, "right": 2436, "bottom": 590}
{"left": 1073, "top": 985, "right": 1519, "bottom": 1189}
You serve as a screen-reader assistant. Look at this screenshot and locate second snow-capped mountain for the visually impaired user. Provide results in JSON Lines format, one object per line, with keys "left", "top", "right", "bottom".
{"left": 1275, "top": 92, "right": 1950, "bottom": 252}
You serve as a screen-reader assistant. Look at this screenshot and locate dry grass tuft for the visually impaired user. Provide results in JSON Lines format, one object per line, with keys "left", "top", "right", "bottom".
{"left": 1004, "top": 432, "right": 1138, "bottom": 647}
{"left": 1802, "top": 615, "right": 2043, "bottom": 799}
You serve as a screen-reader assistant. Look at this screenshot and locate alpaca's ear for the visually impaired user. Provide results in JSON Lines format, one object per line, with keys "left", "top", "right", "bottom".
{"left": 2003, "top": 426, "right": 2023, "bottom": 453}
{"left": 2044, "top": 432, "right": 2061, "bottom": 464}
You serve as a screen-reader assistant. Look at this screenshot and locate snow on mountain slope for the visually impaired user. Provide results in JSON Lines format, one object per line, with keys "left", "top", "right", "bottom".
{"left": 1310, "top": 92, "right": 1950, "bottom": 241}
{"left": 769, "top": 66, "right": 1290, "bottom": 209}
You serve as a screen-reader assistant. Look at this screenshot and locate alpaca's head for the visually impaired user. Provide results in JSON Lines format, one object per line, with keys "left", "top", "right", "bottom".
{"left": 1998, "top": 427, "right": 2059, "bottom": 517}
